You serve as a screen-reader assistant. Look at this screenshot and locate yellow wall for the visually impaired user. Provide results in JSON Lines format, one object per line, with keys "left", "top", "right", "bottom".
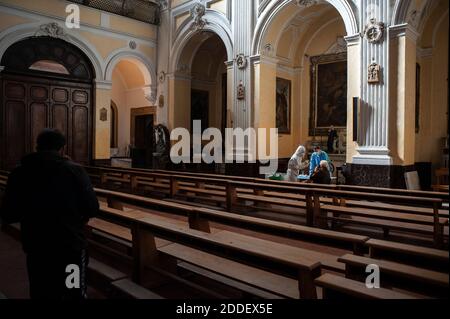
{"left": 415, "top": 14, "right": 449, "bottom": 169}
{"left": 0, "top": 0, "right": 158, "bottom": 160}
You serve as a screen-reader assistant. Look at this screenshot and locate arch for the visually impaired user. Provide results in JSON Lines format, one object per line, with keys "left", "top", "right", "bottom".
{"left": 2, "top": 36, "right": 95, "bottom": 80}
{"left": 252, "top": 0, "right": 358, "bottom": 56}
{"left": 0, "top": 22, "right": 103, "bottom": 80}
{"left": 104, "top": 49, "right": 157, "bottom": 86}
{"left": 170, "top": 10, "right": 233, "bottom": 74}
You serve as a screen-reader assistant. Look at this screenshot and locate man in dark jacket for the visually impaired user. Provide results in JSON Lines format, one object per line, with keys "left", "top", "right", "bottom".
{"left": 0, "top": 129, "right": 99, "bottom": 299}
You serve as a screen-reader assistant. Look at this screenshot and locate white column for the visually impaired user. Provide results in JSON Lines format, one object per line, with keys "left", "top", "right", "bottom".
{"left": 353, "top": 0, "right": 392, "bottom": 166}
{"left": 231, "top": 0, "right": 254, "bottom": 130}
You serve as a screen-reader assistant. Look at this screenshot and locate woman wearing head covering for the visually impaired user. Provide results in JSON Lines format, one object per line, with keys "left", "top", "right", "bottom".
{"left": 286, "top": 146, "right": 308, "bottom": 182}
{"left": 311, "top": 160, "right": 332, "bottom": 185}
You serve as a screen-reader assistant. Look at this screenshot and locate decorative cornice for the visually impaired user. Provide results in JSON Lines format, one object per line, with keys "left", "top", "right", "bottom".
{"left": 417, "top": 47, "right": 433, "bottom": 58}
{"left": 389, "top": 23, "right": 420, "bottom": 42}
{"left": 344, "top": 33, "right": 361, "bottom": 47}
{"left": 95, "top": 80, "right": 113, "bottom": 90}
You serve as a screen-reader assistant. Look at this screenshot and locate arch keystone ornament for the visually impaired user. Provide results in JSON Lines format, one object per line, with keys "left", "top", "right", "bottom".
{"left": 364, "top": 18, "right": 385, "bottom": 44}
{"left": 35, "top": 23, "right": 67, "bottom": 40}
{"left": 296, "top": 0, "right": 320, "bottom": 8}
{"left": 190, "top": 3, "right": 208, "bottom": 31}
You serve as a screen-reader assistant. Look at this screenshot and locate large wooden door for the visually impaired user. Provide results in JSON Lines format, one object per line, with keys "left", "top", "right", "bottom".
{"left": 1, "top": 75, "right": 92, "bottom": 169}
{"left": 0, "top": 36, "right": 94, "bottom": 170}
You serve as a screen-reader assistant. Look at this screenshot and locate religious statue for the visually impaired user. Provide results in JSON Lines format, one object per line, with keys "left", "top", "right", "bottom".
{"left": 327, "top": 126, "right": 338, "bottom": 154}
{"left": 152, "top": 124, "right": 170, "bottom": 169}
{"left": 237, "top": 81, "right": 245, "bottom": 100}
{"left": 368, "top": 62, "right": 381, "bottom": 84}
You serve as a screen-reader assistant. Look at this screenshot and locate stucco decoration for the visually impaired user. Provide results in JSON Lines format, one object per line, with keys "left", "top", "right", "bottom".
{"left": 368, "top": 62, "right": 381, "bottom": 84}
{"left": 190, "top": 3, "right": 208, "bottom": 31}
{"left": 235, "top": 54, "right": 247, "bottom": 70}
{"left": 158, "top": 71, "right": 166, "bottom": 83}
{"left": 237, "top": 81, "right": 245, "bottom": 100}
{"left": 129, "top": 41, "right": 137, "bottom": 50}
{"left": 364, "top": 18, "right": 385, "bottom": 44}
{"left": 296, "top": 0, "right": 320, "bottom": 8}
{"left": 34, "top": 23, "right": 67, "bottom": 40}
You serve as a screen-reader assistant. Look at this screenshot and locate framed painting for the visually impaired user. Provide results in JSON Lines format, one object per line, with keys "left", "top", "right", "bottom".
{"left": 309, "top": 52, "right": 347, "bottom": 136}
{"left": 276, "top": 77, "right": 291, "bottom": 134}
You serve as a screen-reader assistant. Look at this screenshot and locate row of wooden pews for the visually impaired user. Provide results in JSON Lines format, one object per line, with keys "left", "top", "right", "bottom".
{"left": 84, "top": 166, "right": 449, "bottom": 247}
{"left": 0, "top": 169, "right": 448, "bottom": 299}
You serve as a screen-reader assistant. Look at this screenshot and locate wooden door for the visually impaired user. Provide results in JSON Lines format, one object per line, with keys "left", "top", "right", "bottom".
{"left": 0, "top": 74, "right": 92, "bottom": 169}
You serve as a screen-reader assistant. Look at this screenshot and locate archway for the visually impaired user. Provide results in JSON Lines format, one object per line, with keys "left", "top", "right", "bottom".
{"left": 109, "top": 57, "right": 155, "bottom": 166}
{"left": 252, "top": 1, "right": 353, "bottom": 174}
{"left": 0, "top": 36, "right": 95, "bottom": 169}
{"left": 170, "top": 31, "right": 229, "bottom": 136}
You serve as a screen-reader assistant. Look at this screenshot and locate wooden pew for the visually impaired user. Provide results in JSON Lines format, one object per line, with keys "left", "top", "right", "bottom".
{"left": 150, "top": 167, "right": 450, "bottom": 204}
{"left": 365, "top": 239, "right": 449, "bottom": 272}
{"left": 315, "top": 273, "right": 419, "bottom": 299}
{"left": 97, "top": 205, "right": 325, "bottom": 299}
{"left": 338, "top": 254, "right": 449, "bottom": 298}
{"left": 311, "top": 188, "right": 445, "bottom": 246}
{"left": 95, "top": 188, "right": 369, "bottom": 257}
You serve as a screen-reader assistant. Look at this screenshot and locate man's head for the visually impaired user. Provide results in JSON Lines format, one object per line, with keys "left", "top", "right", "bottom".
{"left": 36, "top": 129, "right": 66, "bottom": 152}
{"left": 320, "top": 160, "right": 329, "bottom": 170}
{"left": 314, "top": 146, "right": 322, "bottom": 154}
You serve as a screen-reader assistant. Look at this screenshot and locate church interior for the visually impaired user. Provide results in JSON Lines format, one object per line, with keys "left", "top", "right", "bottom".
{"left": 0, "top": 0, "right": 448, "bottom": 302}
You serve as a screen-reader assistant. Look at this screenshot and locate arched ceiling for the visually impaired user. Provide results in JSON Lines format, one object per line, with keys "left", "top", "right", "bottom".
{"left": 265, "top": 2, "right": 345, "bottom": 67}
{"left": 191, "top": 33, "right": 227, "bottom": 81}
{"left": 113, "top": 59, "right": 147, "bottom": 90}
{"left": 419, "top": 0, "right": 449, "bottom": 48}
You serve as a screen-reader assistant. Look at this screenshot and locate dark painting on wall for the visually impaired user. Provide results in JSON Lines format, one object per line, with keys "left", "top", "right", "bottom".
{"left": 276, "top": 77, "right": 291, "bottom": 134}
{"left": 191, "top": 89, "right": 209, "bottom": 133}
{"left": 309, "top": 52, "right": 347, "bottom": 136}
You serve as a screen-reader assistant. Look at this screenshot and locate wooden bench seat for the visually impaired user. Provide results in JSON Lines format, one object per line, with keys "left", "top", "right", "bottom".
{"left": 99, "top": 207, "right": 324, "bottom": 298}
{"left": 315, "top": 273, "right": 418, "bottom": 299}
{"left": 365, "top": 239, "right": 449, "bottom": 271}
{"left": 322, "top": 205, "right": 448, "bottom": 227}
{"left": 160, "top": 243, "right": 300, "bottom": 299}
{"left": 326, "top": 215, "right": 446, "bottom": 238}
{"left": 111, "top": 278, "right": 164, "bottom": 299}
{"left": 339, "top": 254, "right": 449, "bottom": 297}
{"left": 238, "top": 193, "right": 307, "bottom": 209}
{"left": 343, "top": 200, "right": 449, "bottom": 218}
{"left": 194, "top": 207, "right": 369, "bottom": 254}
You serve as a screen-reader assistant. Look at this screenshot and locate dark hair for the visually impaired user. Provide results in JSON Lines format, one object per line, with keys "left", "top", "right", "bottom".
{"left": 314, "top": 145, "right": 321, "bottom": 150}
{"left": 36, "top": 129, "right": 66, "bottom": 152}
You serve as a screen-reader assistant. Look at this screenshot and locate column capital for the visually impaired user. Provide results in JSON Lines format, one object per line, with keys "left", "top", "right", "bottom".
{"left": 0, "top": 66, "right": 4, "bottom": 73}
{"left": 344, "top": 33, "right": 361, "bottom": 47}
{"left": 95, "top": 80, "right": 112, "bottom": 90}
{"left": 389, "top": 23, "right": 420, "bottom": 43}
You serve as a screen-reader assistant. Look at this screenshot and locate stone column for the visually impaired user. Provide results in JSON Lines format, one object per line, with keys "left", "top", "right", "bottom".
{"left": 353, "top": 0, "right": 392, "bottom": 166}
{"left": 231, "top": 0, "right": 255, "bottom": 136}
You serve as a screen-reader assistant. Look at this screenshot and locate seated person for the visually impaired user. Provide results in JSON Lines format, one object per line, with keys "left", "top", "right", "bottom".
{"left": 309, "top": 145, "right": 330, "bottom": 176}
{"left": 311, "top": 160, "right": 332, "bottom": 185}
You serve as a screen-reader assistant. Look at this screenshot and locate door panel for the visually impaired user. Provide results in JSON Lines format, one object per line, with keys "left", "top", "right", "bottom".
{"left": 1, "top": 75, "right": 93, "bottom": 169}
{"left": 5, "top": 101, "right": 26, "bottom": 166}
{"left": 72, "top": 106, "right": 89, "bottom": 163}
{"left": 30, "top": 102, "right": 49, "bottom": 151}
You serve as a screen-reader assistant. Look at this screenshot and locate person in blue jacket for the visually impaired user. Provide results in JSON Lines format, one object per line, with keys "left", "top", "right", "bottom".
{"left": 309, "top": 145, "right": 330, "bottom": 176}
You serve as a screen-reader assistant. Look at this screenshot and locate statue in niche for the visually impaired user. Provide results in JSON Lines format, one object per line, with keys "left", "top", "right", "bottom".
{"left": 152, "top": 124, "right": 170, "bottom": 169}
{"left": 237, "top": 81, "right": 245, "bottom": 100}
{"left": 368, "top": 63, "right": 381, "bottom": 84}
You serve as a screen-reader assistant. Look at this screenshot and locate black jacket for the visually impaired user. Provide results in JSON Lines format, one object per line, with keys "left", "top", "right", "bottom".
{"left": 311, "top": 168, "right": 332, "bottom": 185}
{"left": 0, "top": 151, "right": 99, "bottom": 253}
